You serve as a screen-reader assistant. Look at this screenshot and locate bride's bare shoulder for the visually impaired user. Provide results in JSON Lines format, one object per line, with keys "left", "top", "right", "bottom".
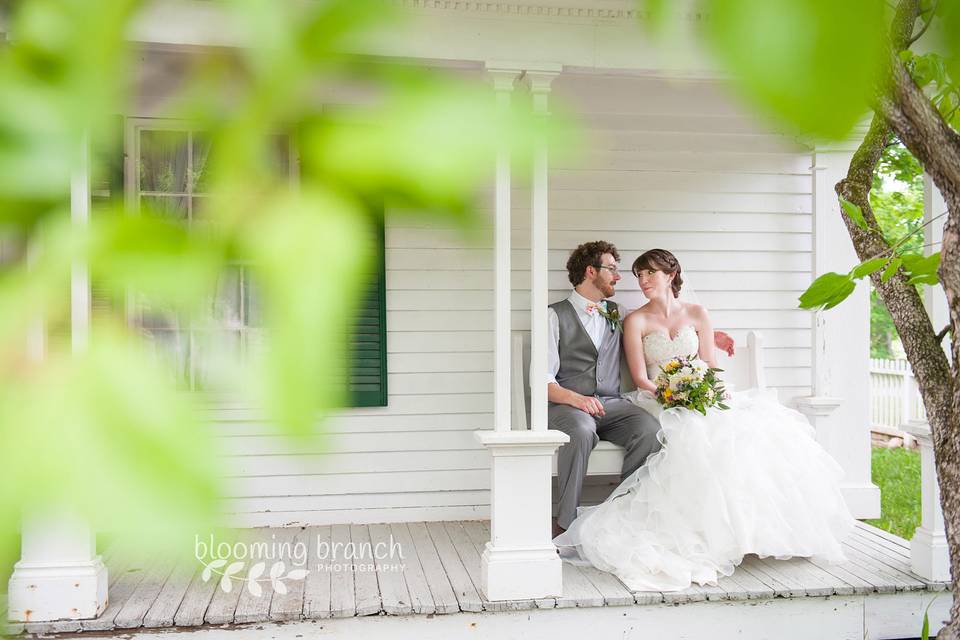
{"left": 679, "top": 301, "right": 711, "bottom": 324}
{"left": 624, "top": 305, "right": 652, "bottom": 329}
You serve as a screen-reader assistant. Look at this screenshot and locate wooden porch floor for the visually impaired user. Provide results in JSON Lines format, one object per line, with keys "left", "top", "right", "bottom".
{"left": 5, "top": 520, "right": 950, "bottom": 636}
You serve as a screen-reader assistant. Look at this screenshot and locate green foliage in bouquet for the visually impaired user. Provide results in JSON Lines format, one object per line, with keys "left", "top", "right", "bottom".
{"left": 654, "top": 355, "right": 730, "bottom": 416}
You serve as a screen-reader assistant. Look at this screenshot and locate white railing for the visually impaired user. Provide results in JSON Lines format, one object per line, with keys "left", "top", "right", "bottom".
{"left": 870, "top": 358, "right": 927, "bottom": 430}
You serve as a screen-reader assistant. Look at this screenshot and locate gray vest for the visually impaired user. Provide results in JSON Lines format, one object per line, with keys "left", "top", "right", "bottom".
{"left": 550, "top": 299, "right": 622, "bottom": 399}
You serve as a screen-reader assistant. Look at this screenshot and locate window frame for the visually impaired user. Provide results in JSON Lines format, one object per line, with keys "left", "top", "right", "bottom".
{"left": 124, "top": 117, "right": 388, "bottom": 407}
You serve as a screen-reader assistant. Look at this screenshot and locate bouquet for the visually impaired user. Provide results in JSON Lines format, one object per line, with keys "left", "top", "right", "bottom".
{"left": 654, "top": 355, "right": 729, "bottom": 415}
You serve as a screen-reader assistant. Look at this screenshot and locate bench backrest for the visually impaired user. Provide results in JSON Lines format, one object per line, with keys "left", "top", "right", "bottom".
{"left": 511, "top": 330, "right": 766, "bottom": 430}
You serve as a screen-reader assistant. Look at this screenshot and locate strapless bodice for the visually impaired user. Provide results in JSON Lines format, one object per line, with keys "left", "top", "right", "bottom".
{"left": 642, "top": 324, "right": 699, "bottom": 376}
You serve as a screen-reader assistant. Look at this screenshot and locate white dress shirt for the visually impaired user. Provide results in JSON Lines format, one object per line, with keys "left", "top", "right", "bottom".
{"left": 546, "top": 290, "right": 610, "bottom": 385}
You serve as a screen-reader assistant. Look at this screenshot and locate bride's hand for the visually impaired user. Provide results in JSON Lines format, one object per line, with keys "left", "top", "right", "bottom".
{"left": 714, "top": 331, "right": 735, "bottom": 356}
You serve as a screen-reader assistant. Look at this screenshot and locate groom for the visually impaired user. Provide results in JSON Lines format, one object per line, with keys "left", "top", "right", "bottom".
{"left": 548, "top": 241, "right": 734, "bottom": 537}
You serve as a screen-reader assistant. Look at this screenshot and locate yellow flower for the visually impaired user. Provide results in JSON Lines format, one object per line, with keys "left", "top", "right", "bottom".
{"left": 663, "top": 388, "right": 673, "bottom": 399}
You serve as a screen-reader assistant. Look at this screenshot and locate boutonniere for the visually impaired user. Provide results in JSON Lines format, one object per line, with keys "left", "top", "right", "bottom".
{"left": 596, "top": 304, "right": 622, "bottom": 333}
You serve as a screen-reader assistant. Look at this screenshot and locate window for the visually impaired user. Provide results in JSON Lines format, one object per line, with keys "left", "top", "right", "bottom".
{"left": 350, "top": 218, "right": 387, "bottom": 407}
{"left": 126, "top": 119, "right": 387, "bottom": 406}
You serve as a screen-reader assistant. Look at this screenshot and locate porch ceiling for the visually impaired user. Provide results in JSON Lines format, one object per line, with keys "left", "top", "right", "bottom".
{"left": 124, "top": 0, "right": 721, "bottom": 77}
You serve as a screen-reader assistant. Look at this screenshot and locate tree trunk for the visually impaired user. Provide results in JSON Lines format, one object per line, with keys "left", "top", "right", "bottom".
{"left": 839, "top": 1, "right": 960, "bottom": 636}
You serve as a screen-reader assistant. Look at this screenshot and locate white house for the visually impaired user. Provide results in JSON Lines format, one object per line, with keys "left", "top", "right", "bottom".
{"left": 6, "top": 1, "right": 952, "bottom": 638}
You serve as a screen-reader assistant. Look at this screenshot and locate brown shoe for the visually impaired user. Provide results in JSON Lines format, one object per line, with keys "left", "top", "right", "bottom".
{"left": 552, "top": 519, "right": 566, "bottom": 538}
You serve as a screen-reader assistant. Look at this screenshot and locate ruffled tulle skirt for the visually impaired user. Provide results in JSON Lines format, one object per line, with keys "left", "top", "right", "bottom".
{"left": 553, "top": 388, "right": 855, "bottom": 591}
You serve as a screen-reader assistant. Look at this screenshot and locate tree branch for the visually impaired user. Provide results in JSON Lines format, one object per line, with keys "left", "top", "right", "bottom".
{"left": 834, "top": 0, "right": 952, "bottom": 433}
{"left": 937, "top": 325, "right": 951, "bottom": 343}
{"left": 908, "top": 0, "right": 937, "bottom": 46}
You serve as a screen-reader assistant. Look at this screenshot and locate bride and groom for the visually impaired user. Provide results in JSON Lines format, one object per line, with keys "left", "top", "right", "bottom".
{"left": 548, "top": 241, "right": 854, "bottom": 592}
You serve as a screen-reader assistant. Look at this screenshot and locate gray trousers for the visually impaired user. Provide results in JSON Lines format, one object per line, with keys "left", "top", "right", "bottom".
{"left": 550, "top": 397, "right": 662, "bottom": 529}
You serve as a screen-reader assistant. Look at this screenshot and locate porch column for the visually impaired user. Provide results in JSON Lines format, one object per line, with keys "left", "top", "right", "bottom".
{"left": 475, "top": 63, "right": 567, "bottom": 602}
{"left": 924, "top": 173, "right": 948, "bottom": 346}
{"left": 796, "top": 143, "right": 880, "bottom": 519}
{"left": 8, "top": 137, "right": 109, "bottom": 624}
{"left": 903, "top": 419, "right": 949, "bottom": 580}
{"left": 527, "top": 65, "right": 560, "bottom": 432}
{"left": 903, "top": 175, "right": 950, "bottom": 581}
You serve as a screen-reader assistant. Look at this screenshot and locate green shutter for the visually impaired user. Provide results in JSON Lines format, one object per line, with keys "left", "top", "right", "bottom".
{"left": 349, "top": 220, "right": 387, "bottom": 407}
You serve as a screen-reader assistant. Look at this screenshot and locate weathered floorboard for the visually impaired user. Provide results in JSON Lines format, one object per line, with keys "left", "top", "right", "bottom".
{"left": 425, "top": 521, "right": 483, "bottom": 612}
{"left": 351, "top": 524, "right": 383, "bottom": 617}
{"left": 303, "top": 525, "right": 332, "bottom": 619}
{"left": 329, "top": 524, "right": 356, "bottom": 618}
{"left": 389, "top": 522, "right": 438, "bottom": 614}
{"left": 556, "top": 562, "right": 604, "bottom": 608}
{"left": 407, "top": 522, "right": 460, "bottom": 614}
{"left": 10, "top": 519, "right": 944, "bottom": 637}
{"left": 172, "top": 560, "right": 219, "bottom": 627}
{"left": 143, "top": 559, "right": 196, "bottom": 628}
{"left": 269, "top": 527, "right": 309, "bottom": 622}
{"left": 368, "top": 522, "right": 412, "bottom": 615}
{"left": 82, "top": 555, "right": 155, "bottom": 631}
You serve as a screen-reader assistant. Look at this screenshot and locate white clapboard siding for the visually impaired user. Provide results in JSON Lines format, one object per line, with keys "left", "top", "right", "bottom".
{"left": 388, "top": 290, "right": 806, "bottom": 312}
{"left": 215, "top": 73, "right": 814, "bottom": 527}
{"left": 221, "top": 450, "right": 490, "bottom": 476}
{"left": 389, "top": 212, "right": 811, "bottom": 234}
{"left": 222, "top": 469, "right": 490, "bottom": 498}
{"left": 386, "top": 269, "right": 816, "bottom": 291}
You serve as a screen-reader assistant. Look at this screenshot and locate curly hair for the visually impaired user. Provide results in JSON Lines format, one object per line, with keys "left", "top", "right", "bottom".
{"left": 632, "top": 248, "right": 683, "bottom": 298}
{"left": 566, "top": 241, "right": 620, "bottom": 286}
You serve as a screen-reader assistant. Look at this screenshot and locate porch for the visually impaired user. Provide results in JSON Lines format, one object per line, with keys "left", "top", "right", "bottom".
{"left": 5, "top": 520, "right": 949, "bottom": 639}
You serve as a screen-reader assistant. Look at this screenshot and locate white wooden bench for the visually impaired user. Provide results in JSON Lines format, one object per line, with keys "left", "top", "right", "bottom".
{"left": 511, "top": 330, "right": 767, "bottom": 476}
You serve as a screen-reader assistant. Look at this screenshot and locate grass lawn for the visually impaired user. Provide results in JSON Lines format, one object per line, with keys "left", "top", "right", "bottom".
{"left": 866, "top": 446, "right": 921, "bottom": 540}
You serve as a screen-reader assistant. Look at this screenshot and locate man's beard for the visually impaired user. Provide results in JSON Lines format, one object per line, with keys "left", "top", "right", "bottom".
{"left": 593, "top": 275, "right": 614, "bottom": 299}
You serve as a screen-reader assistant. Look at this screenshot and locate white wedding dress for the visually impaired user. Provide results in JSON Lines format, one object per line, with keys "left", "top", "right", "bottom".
{"left": 553, "top": 324, "right": 855, "bottom": 591}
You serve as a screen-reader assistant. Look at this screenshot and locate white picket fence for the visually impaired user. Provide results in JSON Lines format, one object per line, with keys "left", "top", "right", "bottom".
{"left": 870, "top": 358, "right": 927, "bottom": 430}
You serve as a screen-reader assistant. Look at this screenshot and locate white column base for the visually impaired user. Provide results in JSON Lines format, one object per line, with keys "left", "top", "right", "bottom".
{"left": 902, "top": 419, "right": 949, "bottom": 581}
{"left": 839, "top": 482, "right": 881, "bottom": 519}
{"left": 910, "top": 527, "right": 950, "bottom": 582}
{"left": 480, "top": 543, "right": 563, "bottom": 601}
{"left": 796, "top": 396, "right": 880, "bottom": 519}
{"left": 476, "top": 429, "right": 568, "bottom": 601}
{"left": 795, "top": 395, "right": 842, "bottom": 449}
{"left": 7, "top": 558, "right": 108, "bottom": 622}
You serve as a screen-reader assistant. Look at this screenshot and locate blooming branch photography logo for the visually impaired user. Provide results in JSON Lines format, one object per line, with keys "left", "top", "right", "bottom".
{"left": 194, "top": 531, "right": 406, "bottom": 597}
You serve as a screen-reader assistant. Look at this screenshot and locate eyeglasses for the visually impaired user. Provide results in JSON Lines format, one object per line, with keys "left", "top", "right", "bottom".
{"left": 595, "top": 264, "right": 620, "bottom": 274}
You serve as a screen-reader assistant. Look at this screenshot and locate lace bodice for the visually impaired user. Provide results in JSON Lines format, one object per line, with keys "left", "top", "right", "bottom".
{"left": 642, "top": 325, "right": 700, "bottom": 376}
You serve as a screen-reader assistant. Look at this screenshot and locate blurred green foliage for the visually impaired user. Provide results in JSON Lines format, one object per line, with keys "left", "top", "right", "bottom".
{"left": 870, "top": 142, "right": 925, "bottom": 359}
{"left": 642, "top": 0, "right": 957, "bottom": 313}
{"left": 0, "top": 0, "right": 551, "bottom": 578}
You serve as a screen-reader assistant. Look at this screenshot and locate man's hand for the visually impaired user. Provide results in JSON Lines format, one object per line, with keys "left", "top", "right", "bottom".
{"left": 569, "top": 392, "right": 605, "bottom": 417}
{"left": 547, "top": 383, "right": 605, "bottom": 416}
{"left": 714, "top": 330, "right": 735, "bottom": 357}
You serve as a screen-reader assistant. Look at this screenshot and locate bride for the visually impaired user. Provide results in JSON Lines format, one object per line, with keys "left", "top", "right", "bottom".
{"left": 553, "top": 248, "right": 856, "bottom": 592}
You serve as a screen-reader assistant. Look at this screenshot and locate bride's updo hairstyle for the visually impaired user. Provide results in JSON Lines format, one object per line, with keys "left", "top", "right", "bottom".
{"left": 632, "top": 249, "right": 683, "bottom": 298}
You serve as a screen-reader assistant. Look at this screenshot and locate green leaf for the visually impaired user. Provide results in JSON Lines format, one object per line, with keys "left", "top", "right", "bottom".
{"left": 700, "top": 0, "right": 888, "bottom": 139}
{"left": 0, "top": 323, "right": 221, "bottom": 565}
{"left": 840, "top": 198, "right": 868, "bottom": 230}
{"left": 936, "top": 1, "right": 960, "bottom": 89}
{"left": 881, "top": 257, "right": 903, "bottom": 282}
{"left": 640, "top": 0, "right": 669, "bottom": 32}
{"left": 908, "top": 273, "right": 940, "bottom": 285}
{"left": 902, "top": 252, "right": 941, "bottom": 278}
{"left": 798, "top": 272, "right": 857, "bottom": 310}
{"left": 850, "top": 257, "right": 888, "bottom": 279}
{"left": 242, "top": 188, "right": 372, "bottom": 437}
